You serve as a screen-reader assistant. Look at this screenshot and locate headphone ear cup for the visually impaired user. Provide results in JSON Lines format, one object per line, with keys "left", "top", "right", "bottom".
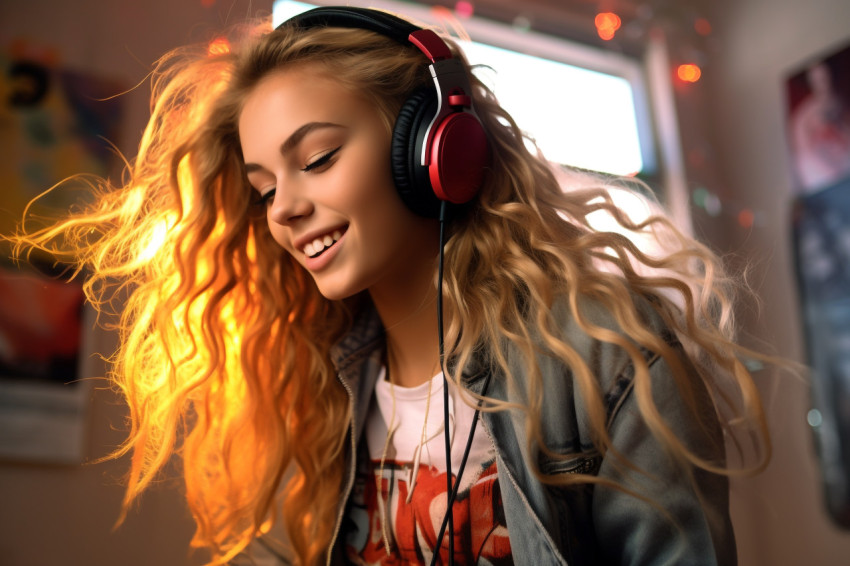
{"left": 391, "top": 88, "right": 442, "bottom": 218}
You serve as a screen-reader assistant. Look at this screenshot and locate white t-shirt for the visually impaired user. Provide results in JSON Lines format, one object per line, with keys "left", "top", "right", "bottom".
{"left": 344, "top": 368, "right": 513, "bottom": 564}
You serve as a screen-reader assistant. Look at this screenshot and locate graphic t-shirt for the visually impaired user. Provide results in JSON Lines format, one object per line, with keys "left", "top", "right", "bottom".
{"left": 344, "top": 369, "right": 513, "bottom": 564}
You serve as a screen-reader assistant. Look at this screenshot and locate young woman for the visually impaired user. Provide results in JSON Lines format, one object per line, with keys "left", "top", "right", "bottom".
{"left": 12, "top": 6, "right": 770, "bottom": 566}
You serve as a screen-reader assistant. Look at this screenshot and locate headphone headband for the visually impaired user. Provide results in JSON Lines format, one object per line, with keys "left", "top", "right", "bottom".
{"left": 283, "top": 6, "right": 419, "bottom": 43}
{"left": 283, "top": 7, "right": 452, "bottom": 63}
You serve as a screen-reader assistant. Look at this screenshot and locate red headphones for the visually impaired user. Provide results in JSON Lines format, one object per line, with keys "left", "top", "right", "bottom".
{"left": 279, "top": 6, "right": 490, "bottom": 217}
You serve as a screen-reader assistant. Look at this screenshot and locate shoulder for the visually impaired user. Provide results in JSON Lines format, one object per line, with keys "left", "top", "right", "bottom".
{"left": 548, "top": 292, "right": 675, "bottom": 384}
{"left": 543, "top": 292, "right": 697, "bottom": 450}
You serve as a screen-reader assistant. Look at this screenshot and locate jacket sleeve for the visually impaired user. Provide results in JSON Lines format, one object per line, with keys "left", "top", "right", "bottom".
{"left": 591, "top": 351, "right": 737, "bottom": 566}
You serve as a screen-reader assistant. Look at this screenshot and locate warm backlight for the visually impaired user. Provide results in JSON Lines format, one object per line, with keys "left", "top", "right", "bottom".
{"left": 207, "top": 37, "right": 231, "bottom": 56}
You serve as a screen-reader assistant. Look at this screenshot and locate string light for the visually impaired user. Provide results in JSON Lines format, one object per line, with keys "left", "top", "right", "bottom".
{"left": 692, "top": 187, "right": 764, "bottom": 228}
{"left": 694, "top": 17, "right": 712, "bottom": 36}
{"left": 430, "top": 5, "right": 453, "bottom": 19}
{"left": 738, "top": 209, "right": 755, "bottom": 229}
{"left": 455, "top": 1, "right": 474, "bottom": 19}
{"left": 703, "top": 192, "right": 722, "bottom": 217}
{"left": 692, "top": 187, "right": 721, "bottom": 217}
{"left": 594, "top": 12, "right": 621, "bottom": 41}
{"left": 677, "top": 63, "right": 702, "bottom": 83}
{"left": 587, "top": 7, "right": 754, "bottom": 232}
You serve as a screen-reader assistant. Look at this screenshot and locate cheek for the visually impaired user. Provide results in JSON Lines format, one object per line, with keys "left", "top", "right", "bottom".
{"left": 352, "top": 187, "right": 411, "bottom": 244}
{"left": 357, "top": 189, "right": 436, "bottom": 258}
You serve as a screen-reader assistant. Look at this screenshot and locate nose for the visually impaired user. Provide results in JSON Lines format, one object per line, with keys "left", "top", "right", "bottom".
{"left": 267, "top": 181, "right": 313, "bottom": 226}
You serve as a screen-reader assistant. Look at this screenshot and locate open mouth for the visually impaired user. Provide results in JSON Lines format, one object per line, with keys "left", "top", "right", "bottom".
{"left": 303, "top": 226, "right": 347, "bottom": 259}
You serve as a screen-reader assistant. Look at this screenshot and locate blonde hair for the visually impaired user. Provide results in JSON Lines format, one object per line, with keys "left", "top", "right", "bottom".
{"left": 10, "top": 15, "right": 770, "bottom": 566}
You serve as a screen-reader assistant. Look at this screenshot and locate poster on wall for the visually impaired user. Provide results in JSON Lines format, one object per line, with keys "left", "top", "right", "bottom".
{"left": 0, "top": 47, "right": 124, "bottom": 464}
{"left": 786, "top": 40, "right": 850, "bottom": 528}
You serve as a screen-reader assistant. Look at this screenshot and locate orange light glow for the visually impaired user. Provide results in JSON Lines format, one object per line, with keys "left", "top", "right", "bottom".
{"left": 677, "top": 64, "right": 702, "bottom": 83}
{"left": 135, "top": 213, "right": 176, "bottom": 264}
{"left": 430, "top": 5, "right": 453, "bottom": 19}
{"left": 207, "top": 37, "right": 230, "bottom": 57}
{"left": 595, "top": 12, "right": 621, "bottom": 41}
{"left": 738, "top": 209, "right": 754, "bottom": 228}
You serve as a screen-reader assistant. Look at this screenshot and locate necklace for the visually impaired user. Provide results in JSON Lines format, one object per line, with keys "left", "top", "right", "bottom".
{"left": 376, "top": 363, "right": 440, "bottom": 557}
{"left": 377, "top": 376, "right": 399, "bottom": 556}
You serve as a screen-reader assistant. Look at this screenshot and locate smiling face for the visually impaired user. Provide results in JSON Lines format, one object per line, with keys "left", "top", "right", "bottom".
{"left": 239, "top": 65, "right": 440, "bottom": 302}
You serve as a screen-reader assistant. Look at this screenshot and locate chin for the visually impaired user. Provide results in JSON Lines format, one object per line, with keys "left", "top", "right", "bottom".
{"left": 313, "top": 280, "right": 364, "bottom": 302}
{"left": 316, "top": 289, "right": 349, "bottom": 302}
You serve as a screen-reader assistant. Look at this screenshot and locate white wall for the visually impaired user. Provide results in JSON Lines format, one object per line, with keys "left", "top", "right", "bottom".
{"left": 702, "top": 0, "right": 850, "bottom": 564}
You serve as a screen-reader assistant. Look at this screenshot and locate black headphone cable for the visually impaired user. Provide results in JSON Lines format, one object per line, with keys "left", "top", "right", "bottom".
{"left": 431, "top": 201, "right": 493, "bottom": 566}
{"left": 436, "top": 200, "right": 455, "bottom": 562}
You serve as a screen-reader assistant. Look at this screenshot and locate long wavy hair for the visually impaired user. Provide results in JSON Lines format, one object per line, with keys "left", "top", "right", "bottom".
{"left": 10, "top": 13, "right": 770, "bottom": 566}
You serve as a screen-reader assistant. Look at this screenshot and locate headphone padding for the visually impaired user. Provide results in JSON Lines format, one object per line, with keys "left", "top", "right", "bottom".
{"left": 391, "top": 88, "right": 442, "bottom": 217}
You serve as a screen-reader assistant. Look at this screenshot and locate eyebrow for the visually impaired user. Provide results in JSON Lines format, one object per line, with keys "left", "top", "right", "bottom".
{"left": 244, "top": 121, "right": 344, "bottom": 174}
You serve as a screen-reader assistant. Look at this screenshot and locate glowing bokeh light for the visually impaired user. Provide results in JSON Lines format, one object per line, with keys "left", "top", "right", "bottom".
{"left": 692, "top": 187, "right": 708, "bottom": 208}
{"left": 808, "top": 409, "right": 823, "bottom": 428}
{"left": 677, "top": 63, "right": 702, "bottom": 83}
{"left": 595, "top": 12, "right": 621, "bottom": 41}
{"left": 703, "top": 192, "right": 722, "bottom": 217}
{"left": 738, "top": 209, "right": 754, "bottom": 228}
{"left": 694, "top": 17, "right": 712, "bottom": 36}
{"left": 455, "top": 1, "right": 474, "bottom": 19}
{"left": 430, "top": 5, "right": 453, "bottom": 19}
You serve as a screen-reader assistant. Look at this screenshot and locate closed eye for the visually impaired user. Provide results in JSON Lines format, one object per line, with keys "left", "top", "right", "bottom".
{"left": 249, "top": 188, "right": 275, "bottom": 209}
{"left": 249, "top": 145, "right": 341, "bottom": 208}
{"left": 302, "top": 146, "right": 341, "bottom": 172}
{"left": 259, "top": 188, "right": 276, "bottom": 207}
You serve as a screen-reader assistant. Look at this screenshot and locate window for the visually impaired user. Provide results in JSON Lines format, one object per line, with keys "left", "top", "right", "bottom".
{"left": 273, "top": 0, "right": 656, "bottom": 179}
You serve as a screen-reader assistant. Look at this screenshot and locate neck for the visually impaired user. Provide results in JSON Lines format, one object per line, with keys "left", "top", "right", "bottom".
{"left": 370, "top": 281, "right": 444, "bottom": 389}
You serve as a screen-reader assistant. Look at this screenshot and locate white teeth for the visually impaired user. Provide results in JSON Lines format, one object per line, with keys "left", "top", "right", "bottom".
{"left": 302, "top": 229, "right": 344, "bottom": 258}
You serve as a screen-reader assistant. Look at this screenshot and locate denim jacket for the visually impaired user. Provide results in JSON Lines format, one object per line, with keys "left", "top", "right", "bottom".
{"left": 325, "top": 296, "right": 737, "bottom": 565}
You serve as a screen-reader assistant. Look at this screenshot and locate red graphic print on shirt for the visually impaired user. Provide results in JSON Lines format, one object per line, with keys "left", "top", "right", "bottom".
{"left": 345, "top": 451, "right": 512, "bottom": 564}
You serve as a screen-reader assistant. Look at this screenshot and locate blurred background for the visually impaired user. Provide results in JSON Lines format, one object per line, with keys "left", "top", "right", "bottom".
{"left": 1, "top": 0, "right": 850, "bottom": 564}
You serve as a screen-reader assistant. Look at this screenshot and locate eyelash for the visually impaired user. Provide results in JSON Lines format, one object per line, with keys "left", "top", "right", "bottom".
{"left": 253, "top": 146, "right": 342, "bottom": 207}
{"left": 258, "top": 189, "right": 275, "bottom": 207}
{"left": 302, "top": 146, "right": 341, "bottom": 172}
